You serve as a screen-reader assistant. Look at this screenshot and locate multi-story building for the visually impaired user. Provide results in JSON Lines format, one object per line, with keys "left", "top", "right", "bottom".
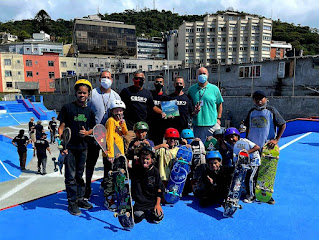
{"left": 168, "top": 11, "right": 272, "bottom": 66}
{"left": 73, "top": 15, "right": 137, "bottom": 57}
{"left": 270, "top": 41, "right": 292, "bottom": 59}
{"left": 0, "top": 32, "right": 18, "bottom": 44}
{"left": 137, "top": 37, "right": 166, "bottom": 59}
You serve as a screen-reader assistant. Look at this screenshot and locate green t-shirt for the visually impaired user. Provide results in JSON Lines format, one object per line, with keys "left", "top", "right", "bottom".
{"left": 188, "top": 83, "right": 223, "bottom": 126}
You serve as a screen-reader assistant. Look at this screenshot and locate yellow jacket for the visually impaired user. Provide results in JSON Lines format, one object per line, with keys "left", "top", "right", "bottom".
{"left": 104, "top": 117, "right": 128, "bottom": 158}
{"left": 155, "top": 147, "right": 179, "bottom": 181}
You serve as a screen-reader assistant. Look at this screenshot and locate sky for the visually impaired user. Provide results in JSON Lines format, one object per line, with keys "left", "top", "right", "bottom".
{"left": 1, "top": 0, "right": 319, "bottom": 29}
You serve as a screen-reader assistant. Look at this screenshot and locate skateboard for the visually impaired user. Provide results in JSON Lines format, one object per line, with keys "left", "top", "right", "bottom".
{"left": 223, "top": 150, "right": 250, "bottom": 218}
{"left": 110, "top": 155, "right": 134, "bottom": 229}
{"left": 52, "top": 157, "right": 58, "bottom": 172}
{"left": 93, "top": 124, "right": 107, "bottom": 154}
{"left": 164, "top": 145, "right": 193, "bottom": 204}
{"left": 204, "top": 137, "right": 219, "bottom": 151}
{"left": 190, "top": 140, "right": 206, "bottom": 193}
{"left": 57, "top": 127, "right": 71, "bottom": 174}
{"left": 255, "top": 143, "right": 280, "bottom": 202}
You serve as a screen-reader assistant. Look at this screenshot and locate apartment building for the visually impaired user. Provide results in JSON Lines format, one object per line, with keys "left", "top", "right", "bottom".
{"left": 137, "top": 37, "right": 166, "bottom": 59}
{"left": 169, "top": 11, "right": 272, "bottom": 66}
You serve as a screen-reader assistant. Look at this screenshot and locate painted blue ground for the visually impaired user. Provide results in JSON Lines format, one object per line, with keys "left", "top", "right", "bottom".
{"left": 0, "top": 132, "right": 318, "bottom": 240}
{"left": 0, "top": 136, "right": 33, "bottom": 182}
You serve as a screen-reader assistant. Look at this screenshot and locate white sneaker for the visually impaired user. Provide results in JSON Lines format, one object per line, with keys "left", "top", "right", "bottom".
{"left": 243, "top": 196, "right": 255, "bottom": 203}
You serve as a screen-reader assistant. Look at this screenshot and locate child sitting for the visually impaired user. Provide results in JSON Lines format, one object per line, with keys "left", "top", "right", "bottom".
{"left": 213, "top": 128, "right": 233, "bottom": 167}
{"left": 131, "top": 146, "right": 164, "bottom": 224}
{"left": 195, "top": 150, "right": 234, "bottom": 207}
{"left": 103, "top": 100, "right": 128, "bottom": 211}
{"left": 224, "top": 127, "right": 260, "bottom": 203}
{"left": 155, "top": 128, "right": 180, "bottom": 187}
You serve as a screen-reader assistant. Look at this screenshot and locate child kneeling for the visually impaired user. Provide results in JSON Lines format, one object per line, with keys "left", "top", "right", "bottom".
{"left": 131, "top": 146, "right": 164, "bottom": 224}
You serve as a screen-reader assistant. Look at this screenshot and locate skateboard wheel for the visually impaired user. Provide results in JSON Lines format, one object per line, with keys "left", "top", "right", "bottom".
{"left": 270, "top": 189, "right": 274, "bottom": 193}
{"left": 120, "top": 169, "right": 125, "bottom": 174}
{"left": 239, "top": 205, "right": 243, "bottom": 209}
{"left": 256, "top": 185, "right": 260, "bottom": 190}
{"left": 125, "top": 212, "right": 130, "bottom": 217}
{"left": 114, "top": 213, "right": 118, "bottom": 218}
{"left": 108, "top": 171, "right": 113, "bottom": 176}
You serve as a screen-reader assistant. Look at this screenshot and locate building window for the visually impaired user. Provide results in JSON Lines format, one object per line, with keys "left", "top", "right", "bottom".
{"left": 252, "top": 25, "right": 260, "bottom": 30}
{"left": 262, "top": 47, "right": 270, "bottom": 51}
{"left": 89, "top": 63, "right": 94, "bottom": 68}
{"left": 26, "top": 60, "right": 32, "bottom": 66}
{"left": 239, "top": 65, "right": 261, "bottom": 78}
{"left": 263, "top": 25, "right": 272, "bottom": 31}
{"left": 17, "top": 60, "right": 21, "bottom": 64}
{"left": 95, "top": 64, "right": 99, "bottom": 67}
{"left": 49, "top": 72, "right": 55, "bottom": 78}
{"left": 26, "top": 71, "right": 33, "bottom": 77}
{"left": 48, "top": 61, "right": 54, "bottom": 66}
{"left": 18, "top": 71, "right": 21, "bottom": 75}
{"left": 4, "top": 59, "right": 11, "bottom": 65}
{"left": 251, "top": 46, "right": 259, "bottom": 51}
{"left": 62, "top": 72, "right": 67, "bottom": 77}
{"left": 61, "top": 61, "right": 67, "bottom": 67}
{"left": 84, "top": 64, "right": 87, "bottom": 67}
{"left": 36, "top": 72, "right": 39, "bottom": 75}
{"left": 6, "top": 82, "right": 13, "bottom": 88}
{"left": 35, "top": 61, "right": 38, "bottom": 64}
{"left": 5, "top": 70, "right": 12, "bottom": 77}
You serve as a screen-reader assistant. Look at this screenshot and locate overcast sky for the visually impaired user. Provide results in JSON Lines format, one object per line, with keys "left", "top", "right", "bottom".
{"left": 1, "top": 0, "right": 319, "bottom": 29}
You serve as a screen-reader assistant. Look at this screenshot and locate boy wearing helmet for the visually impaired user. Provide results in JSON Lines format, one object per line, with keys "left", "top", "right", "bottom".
{"left": 196, "top": 150, "right": 233, "bottom": 207}
{"left": 131, "top": 146, "right": 165, "bottom": 224}
{"left": 57, "top": 79, "right": 96, "bottom": 216}
{"left": 127, "top": 121, "right": 155, "bottom": 168}
{"left": 224, "top": 127, "right": 261, "bottom": 204}
{"left": 155, "top": 128, "right": 180, "bottom": 186}
{"left": 103, "top": 100, "right": 128, "bottom": 211}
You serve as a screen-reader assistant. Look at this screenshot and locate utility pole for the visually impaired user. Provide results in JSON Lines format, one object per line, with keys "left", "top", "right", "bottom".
{"left": 153, "top": 0, "right": 156, "bottom": 10}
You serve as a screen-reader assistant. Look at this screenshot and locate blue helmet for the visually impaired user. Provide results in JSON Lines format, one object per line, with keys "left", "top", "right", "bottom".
{"left": 206, "top": 150, "right": 222, "bottom": 161}
{"left": 224, "top": 127, "right": 240, "bottom": 138}
{"left": 181, "top": 129, "right": 194, "bottom": 139}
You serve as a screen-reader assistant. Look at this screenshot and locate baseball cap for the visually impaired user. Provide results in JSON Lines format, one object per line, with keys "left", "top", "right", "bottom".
{"left": 252, "top": 90, "right": 266, "bottom": 99}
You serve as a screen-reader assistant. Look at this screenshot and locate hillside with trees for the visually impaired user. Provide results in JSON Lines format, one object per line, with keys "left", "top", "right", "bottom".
{"left": 1, "top": 9, "right": 319, "bottom": 55}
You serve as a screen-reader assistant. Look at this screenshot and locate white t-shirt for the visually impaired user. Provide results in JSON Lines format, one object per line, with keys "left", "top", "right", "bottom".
{"left": 233, "top": 138, "right": 261, "bottom": 166}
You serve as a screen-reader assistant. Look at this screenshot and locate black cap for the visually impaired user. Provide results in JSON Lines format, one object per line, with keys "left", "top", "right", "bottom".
{"left": 252, "top": 90, "right": 266, "bottom": 99}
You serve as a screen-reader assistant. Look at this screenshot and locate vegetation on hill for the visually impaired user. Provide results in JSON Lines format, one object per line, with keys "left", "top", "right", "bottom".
{"left": 1, "top": 9, "right": 319, "bottom": 55}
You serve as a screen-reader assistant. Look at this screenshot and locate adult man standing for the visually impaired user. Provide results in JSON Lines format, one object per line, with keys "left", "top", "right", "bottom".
{"left": 168, "top": 76, "right": 193, "bottom": 134}
{"left": 149, "top": 75, "right": 170, "bottom": 145}
{"left": 48, "top": 117, "right": 58, "bottom": 144}
{"left": 28, "top": 117, "right": 36, "bottom": 146}
{"left": 188, "top": 67, "right": 223, "bottom": 143}
{"left": 84, "top": 71, "right": 121, "bottom": 200}
{"left": 120, "top": 71, "right": 163, "bottom": 145}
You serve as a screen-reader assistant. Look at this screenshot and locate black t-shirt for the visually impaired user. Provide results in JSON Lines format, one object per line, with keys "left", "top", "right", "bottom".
{"left": 120, "top": 86, "right": 155, "bottom": 130}
{"left": 35, "top": 139, "right": 49, "bottom": 159}
{"left": 28, "top": 121, "right": 35, "bottom": 132}
{"left": 12, "top": 135, "right": 29, "bottom": 152}
{"left": 131, "top": 165, "right": 164, "bottom": 211}
{"left": 167, "top": 93, "right": 194, "bottom": 133}
{"left": 57, "top": 102, "right": 96, "bottom": 150}
{"left": 49, "top": 120, "right": 57, "bottom": 131}
{"left": 35, "top": 124, "right": 44, "bottom": 140}
{"left": 149, "top": 90, "right": 169, "bottom": 124}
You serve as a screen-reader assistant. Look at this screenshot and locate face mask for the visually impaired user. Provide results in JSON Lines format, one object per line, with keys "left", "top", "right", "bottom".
{"left": 101, "top": 78, "right": 112, "bottom": 89}
{"left": 155, "top": 84, "right": 163, "bottom": 91}
{"left": 254, "top": 102, "right": 267, "bottom": 110}
{"left": 198, "top": 74, "right": 207, "bottom": 84}
{"left": 175, "top": 85, "right": 183, "bottom": 92}
{"left": 134, "top": 79, "right": 144, "bottom": 88}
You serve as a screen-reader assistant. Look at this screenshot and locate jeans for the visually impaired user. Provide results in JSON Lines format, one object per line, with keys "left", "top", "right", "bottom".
{"left": 85, "top": 140, "right": 101, "bottom": 192}
{"left": 50, "top": 129, "right": 57, "bottom": 143}
{"left": 193, "top": 123, "right": 220, "bottom": 143}
{"left": 37, "top": 157, "right": 47, "bottom": 172}
{"left": 102, "top": 156, "right": 114, "bottom": 198}
{"left": 64, "top": 148, "right": 87, "bottom": 203}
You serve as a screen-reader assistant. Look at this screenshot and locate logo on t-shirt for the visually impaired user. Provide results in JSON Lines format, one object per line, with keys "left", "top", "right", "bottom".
{"left": 251, "top": 116, "right": 268, "bottom": 128}
{"left": 74, "top": 114, "right": 87, "bottom": 122}
{"left": 131, "top": 96, "right": 147, "bottom": 103}
{"left": 147, "top": 176, "right": 156, "bottom": 188}
{"left": 176, "top": 101, "right": 187, "bottom": 106}
{"left": 154, "top": 100, "right": 161, "bottom": 106}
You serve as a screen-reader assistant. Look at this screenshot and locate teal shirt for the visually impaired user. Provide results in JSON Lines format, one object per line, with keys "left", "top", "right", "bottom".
{"left": 188, "top": 83, "right": 223, "bottom": 126}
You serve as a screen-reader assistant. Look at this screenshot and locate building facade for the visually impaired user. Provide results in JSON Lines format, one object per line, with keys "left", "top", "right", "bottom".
{"left": 169, "top": 11, "right": 272, "bottom": 66}
{"left": 137, "top": 37, "right": 166, "bottom": 59}
{"left": 270, "top": 41, "right": 292, "bottom": 59}
{"left": 73, "top": 16, "right": 137, "bottom": 57}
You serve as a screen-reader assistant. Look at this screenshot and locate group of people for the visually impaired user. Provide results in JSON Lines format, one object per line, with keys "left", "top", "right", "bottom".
{"left": 13, "top": 66, "right": 286, "bottom": 224}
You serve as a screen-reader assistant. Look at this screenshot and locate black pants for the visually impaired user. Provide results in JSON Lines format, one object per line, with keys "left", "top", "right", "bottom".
{"left": 64, "top": 149, "right": 87, "bottom": 203}
{"left": 134, "top": 209, "right": 164, "bottom": 224}
{"left": 18, "top": 150, "right": 27, "bottom": 169}
{"left": 102, "top": 156, "right": 113, "bottom": 198}
{"left": 85, "top": 141, "right": 101, "bottom": 192}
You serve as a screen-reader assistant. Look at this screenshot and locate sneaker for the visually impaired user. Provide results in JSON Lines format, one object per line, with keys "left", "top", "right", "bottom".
{"left": 104, "top": 196, "right": 116, "bottom": 212}
{"left": 41, "top": 171, "right": 47, "bottom": 175}
{"left": 68, "top": 202, "right": 81, "bottom": 216}
{"left": 78, "top": 199, "right": 93, "bottom": 209}
{"left": 83, "top": 187, "right": 92, "bottom": 200}
{"left": 267, "top": 197, "right": 275, "bottom": 205}
{"left": 243, "top": 196, "right": 255, "bottom": 203}
{"left": 37, "top": 170, "right": 41, "bottom": 174}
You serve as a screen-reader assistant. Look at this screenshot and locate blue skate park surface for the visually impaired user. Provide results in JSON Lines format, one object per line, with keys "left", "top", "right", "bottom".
{"left": 0, "top": 119, "right": 318, "bottom": 240}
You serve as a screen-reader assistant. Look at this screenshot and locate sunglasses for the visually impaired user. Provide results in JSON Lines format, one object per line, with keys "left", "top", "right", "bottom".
{"left": 134, "top": 77, "right": 144, "bottom": 81}
{"left": 155, "top": 81, "right": 163, "bottom": 84}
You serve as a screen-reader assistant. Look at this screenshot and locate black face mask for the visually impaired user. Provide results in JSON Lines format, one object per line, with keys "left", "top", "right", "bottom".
{"left": 155, "top": 84, "right": 163, "bottom": 91}
{"left": 175, "top": 85, "right": 183, "bottom": 92}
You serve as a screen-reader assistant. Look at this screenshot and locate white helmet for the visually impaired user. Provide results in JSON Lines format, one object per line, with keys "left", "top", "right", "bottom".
{"left": 110, "top": 100, "right": 126, "bottom": 110}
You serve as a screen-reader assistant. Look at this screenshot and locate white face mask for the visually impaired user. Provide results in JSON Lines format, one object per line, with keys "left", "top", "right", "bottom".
{"left": 101, "top": 78, "right": 112, "bottom": 89}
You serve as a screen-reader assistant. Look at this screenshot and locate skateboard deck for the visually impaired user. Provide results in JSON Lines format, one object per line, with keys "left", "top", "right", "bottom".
{"left": 223, "top": 150, "right": 250, "bottom": 218}
{"left": 57, "top": 127, "right": 71, "bottom": 174}
{"left": 255, "top": 143, "right": 280, "bottom": 202}
{"left": 190, "top": 140, "right": 206, "bottom": 193}
{"left": 164, "top": 145, "right": 193, "bottom": 204}
{"left": 93, "top": 124, "right": 107, "bottom": 154}
{"left": 204, "top": 137, "right": 219, "bottom": 151}
{"left": 111, "top": 155, "right": 134, "bottom": 229}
